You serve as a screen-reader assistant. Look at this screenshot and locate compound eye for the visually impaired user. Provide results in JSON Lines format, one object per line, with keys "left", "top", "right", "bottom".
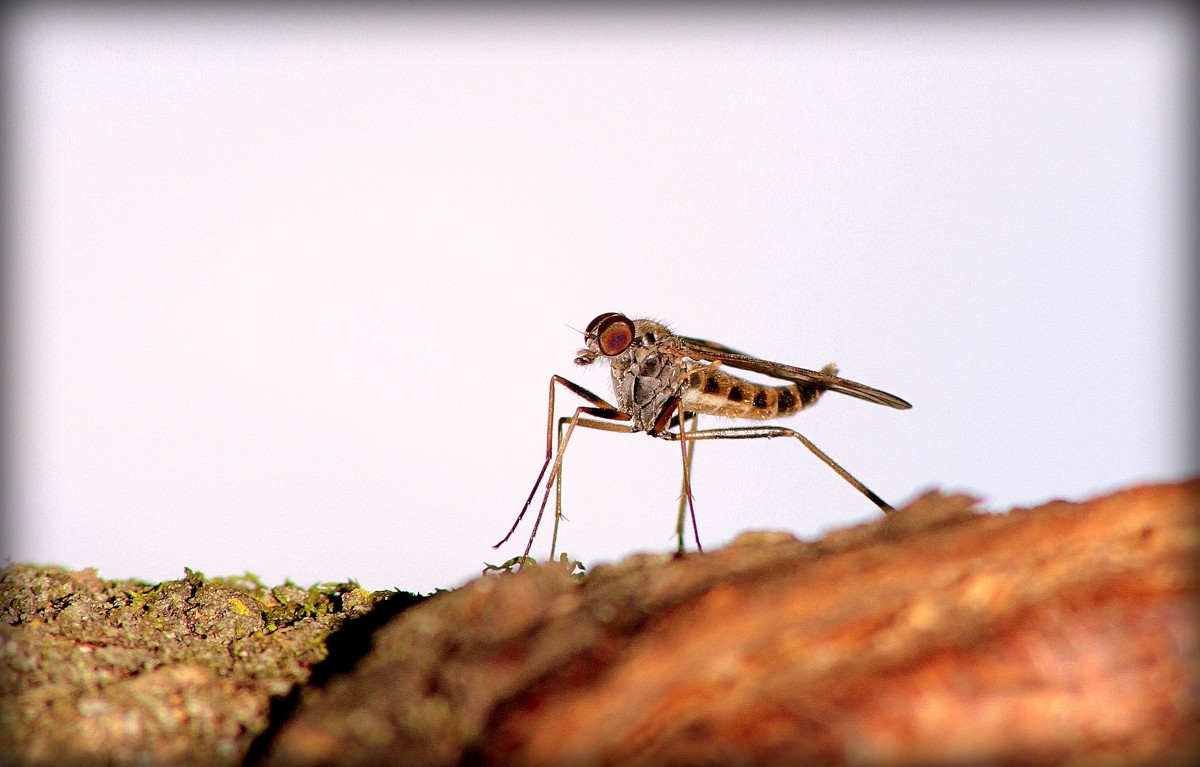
{"left": 596, "top": 314, "right": 634, "bottom": 356}
{"left": 585, "top": 311, "right": 623, "bottom": 335}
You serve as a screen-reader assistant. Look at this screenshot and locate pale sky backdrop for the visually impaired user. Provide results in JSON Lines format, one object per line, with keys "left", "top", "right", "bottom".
{"left": 4, "top": 5, "right": 1194, "bottom": 594}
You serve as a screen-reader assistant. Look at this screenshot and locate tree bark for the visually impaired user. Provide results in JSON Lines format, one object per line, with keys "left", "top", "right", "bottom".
{"left": 3, "top": 480, "right": 1197, "bottom": 766}
{"left": 262, "top": 480, "right": 1200, "bottom": 767}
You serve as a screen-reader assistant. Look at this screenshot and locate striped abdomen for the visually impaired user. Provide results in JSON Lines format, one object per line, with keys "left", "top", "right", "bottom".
{"left": 681, "top": 366, "right": 832, "bottom": 421}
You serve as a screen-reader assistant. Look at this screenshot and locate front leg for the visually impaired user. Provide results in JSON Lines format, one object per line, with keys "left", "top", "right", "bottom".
{"left": 522, "top": 407, "right": 635, "bottom": 562}
{"left": 495, "top": 375, "right": 622, "bottom": 550}
{"left": 549, "top": 414, "right": 640, "bottom": 560}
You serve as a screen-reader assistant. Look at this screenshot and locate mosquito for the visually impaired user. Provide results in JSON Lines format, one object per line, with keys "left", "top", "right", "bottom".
{"left": 494, "top": 312, "right": 911, "bottom": 563}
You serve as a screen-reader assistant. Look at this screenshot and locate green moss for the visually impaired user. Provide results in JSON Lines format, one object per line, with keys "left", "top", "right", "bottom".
{"left": 0, "top": 563, "right": 396, "bottom": 767}
{"left": 482, "top": 552, "right": 588, "bottom": 580}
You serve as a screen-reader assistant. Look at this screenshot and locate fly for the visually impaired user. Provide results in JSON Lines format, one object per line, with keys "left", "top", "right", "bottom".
{"left": 494, "top": 312, "right": 911, "bottom": 563}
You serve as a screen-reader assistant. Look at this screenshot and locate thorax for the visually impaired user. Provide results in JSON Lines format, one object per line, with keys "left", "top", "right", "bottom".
{"left": 608, "top": 343, "right": 689, "bottom": 433}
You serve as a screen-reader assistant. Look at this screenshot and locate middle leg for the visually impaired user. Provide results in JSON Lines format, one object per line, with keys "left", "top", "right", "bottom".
{"left": 674, "top": 413, "right": 700, "bottom": 553}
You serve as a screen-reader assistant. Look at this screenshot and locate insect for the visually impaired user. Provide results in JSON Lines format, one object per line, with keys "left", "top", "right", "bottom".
{"left": 494, "top": 312, "right": 911, "bottom": 563}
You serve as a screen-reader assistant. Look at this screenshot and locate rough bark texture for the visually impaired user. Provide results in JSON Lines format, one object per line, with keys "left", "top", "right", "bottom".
{"left": 259, "top": 481, "right": 1199, "bottom": 767}
{"left": 0, "top": 567, "right": 417, "bottom": 766}
{"left": 3, "top": 480, "right": 1197, "bottom": 766}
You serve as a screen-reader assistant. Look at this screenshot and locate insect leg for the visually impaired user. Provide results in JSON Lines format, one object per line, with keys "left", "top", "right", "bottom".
{"left": 650, "top": 398, "right": 702, "bottom": 553}
{"left": 494, "top": 375, "right": 621, "bottom": 549}
{"left": 552, "top": 414, "right": 567, "bottom": 560}
{"left": 547, "top": 413, "right": 637, "bottom": 560}
{"left": 664, "top": 425, "right": 895, "bottom": 512}
{"left": 674, "top": 413, "right": 699, "bottom": 553}
{"left": 524, "top": 411, "right": 635, "bottom": 562}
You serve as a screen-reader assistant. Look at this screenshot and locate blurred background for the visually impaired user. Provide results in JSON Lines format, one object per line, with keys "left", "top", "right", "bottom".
{"left": 4, "top": 4, "right": 1193, "bottom": 594}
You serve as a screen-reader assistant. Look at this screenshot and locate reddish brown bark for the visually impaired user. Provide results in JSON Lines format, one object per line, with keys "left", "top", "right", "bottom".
{"left": 6, "top": 480, "right": 1194, "bottom": 766}
{"left": 261, "top": 480, "right": 1200, "bottom": 766}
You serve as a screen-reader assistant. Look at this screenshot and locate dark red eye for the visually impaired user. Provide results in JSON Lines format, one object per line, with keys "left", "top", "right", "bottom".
{"left": 594, "top": 314, "right": 634, "bottom": 356}
{"left": 585, "top": 312, "right": 623, "bottom": 335}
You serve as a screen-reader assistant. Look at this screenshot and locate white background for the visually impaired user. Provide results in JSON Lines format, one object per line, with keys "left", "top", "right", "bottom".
{"left": 5, "top": 5, "right": 1194, "bottom": 594}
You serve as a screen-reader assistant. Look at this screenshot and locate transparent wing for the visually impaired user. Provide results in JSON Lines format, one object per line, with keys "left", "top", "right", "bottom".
{"left": 678, "top": 336, "right": 912, "bottom": 410}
